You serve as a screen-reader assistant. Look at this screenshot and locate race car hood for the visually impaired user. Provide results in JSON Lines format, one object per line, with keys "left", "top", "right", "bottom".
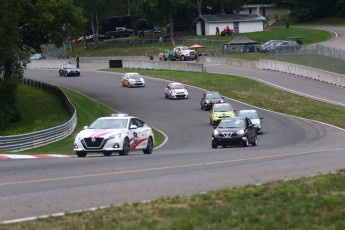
{"left": 212, "top": 111, "right": 235, "bottom": 117}
{"left": 217, "top": 127, "right": 242, "bottom": 133}
{"left": 208, "top": 99, "right": 223, "bottom": 103}
{"left": 250, "top": 118, "right": 261, "bottom": 125}
{"left": 77, "top": 129, "right": 126, "bottom": 139}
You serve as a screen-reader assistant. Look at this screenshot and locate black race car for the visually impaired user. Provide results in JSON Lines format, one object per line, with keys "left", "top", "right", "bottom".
{"left": 59, "top": 64, "right": 80, "bottom": 77}
{"left": 212, "top": 117, "right": 258, "bottom": 148}
{"left": 200, "top": 91, "right": 224, "bottom": 111}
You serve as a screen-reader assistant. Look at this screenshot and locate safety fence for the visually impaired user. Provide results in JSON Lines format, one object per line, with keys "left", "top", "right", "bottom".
{"left": 0, "top": 79, "right": 77, "bottom": 151}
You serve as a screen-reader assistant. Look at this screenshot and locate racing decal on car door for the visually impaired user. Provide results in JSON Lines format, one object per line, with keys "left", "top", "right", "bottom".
{"left": 129, "top": 132, "right": 148, "bottom": 150}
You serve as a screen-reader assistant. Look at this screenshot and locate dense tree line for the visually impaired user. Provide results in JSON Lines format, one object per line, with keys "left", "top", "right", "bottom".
{"left": 272, "top": 0, "right": 345, "bottom": 21}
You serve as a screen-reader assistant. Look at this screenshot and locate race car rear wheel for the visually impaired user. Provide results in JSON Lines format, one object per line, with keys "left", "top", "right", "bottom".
{"left": 76, "top": 151, "right": 87, "bottom": 157}
{"left": 143, "top": 137, "right": 153, "bottom": 154}
{"left": 119, "top": 137, "right": 130, "bottom": 155}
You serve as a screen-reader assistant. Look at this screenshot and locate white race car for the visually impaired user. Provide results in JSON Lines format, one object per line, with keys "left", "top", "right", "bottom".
{"left": 74, "top": 114, "right": 154, "bottom": 157}
{"left": 164, "top": 82, "right": 189, "bottom": 99}
{"left": 122, "top": 72, "right": 145, "bottom": 87}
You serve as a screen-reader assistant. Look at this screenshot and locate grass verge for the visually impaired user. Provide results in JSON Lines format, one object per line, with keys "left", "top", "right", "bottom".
{"left": 3, "top": 170, "right": 344, "bottom": 229}
{"left": 0, "top": 84, "right": 70, "bottom": 136}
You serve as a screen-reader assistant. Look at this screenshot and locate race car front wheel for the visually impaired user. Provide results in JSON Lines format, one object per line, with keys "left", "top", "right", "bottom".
{"left": 76, "top": 151, "right": 87, "bottom": 157}
{"left": 143, "top": 137, "right": 153, "bottom": 154}
{"left": 119, "top": 137, "right": 130, "bottom": 155}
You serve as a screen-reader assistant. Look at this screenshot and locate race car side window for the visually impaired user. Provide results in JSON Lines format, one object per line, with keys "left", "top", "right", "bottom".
{"left": 129, "top": 119, "right": 136, "bottom": 128}
{"left": 134, "top": 118, "right": 144, "bottom": 128}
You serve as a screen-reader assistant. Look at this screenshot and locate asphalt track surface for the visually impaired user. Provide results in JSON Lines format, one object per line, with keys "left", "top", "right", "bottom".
{"left": 2, "top": 27, "right": 345, "bottom": 222}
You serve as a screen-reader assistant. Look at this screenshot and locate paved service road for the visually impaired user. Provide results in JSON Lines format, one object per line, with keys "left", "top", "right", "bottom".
{"left": 1, "top": 65, "right": 344, "bottom": 222}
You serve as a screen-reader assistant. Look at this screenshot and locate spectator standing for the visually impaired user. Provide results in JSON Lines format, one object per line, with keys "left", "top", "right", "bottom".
{"left": 216, "top": 27, "right": 219, "bottom": 35}
{"left": 76, "top": 56, "right": 80, "bottom": 68}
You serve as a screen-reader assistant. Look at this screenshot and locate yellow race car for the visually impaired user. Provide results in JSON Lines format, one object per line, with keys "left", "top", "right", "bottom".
{"left": 209, "top": 103, "right": 236, "bottom": 126}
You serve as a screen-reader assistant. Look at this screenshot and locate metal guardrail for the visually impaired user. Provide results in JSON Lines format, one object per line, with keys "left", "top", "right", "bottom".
{"left": 0, "top": 79, "right": 77, "bottom": 151}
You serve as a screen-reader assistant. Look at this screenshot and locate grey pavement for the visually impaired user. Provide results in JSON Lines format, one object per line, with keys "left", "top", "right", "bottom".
{"left": 295, "top": 25, "right": 345, "bottom": 50}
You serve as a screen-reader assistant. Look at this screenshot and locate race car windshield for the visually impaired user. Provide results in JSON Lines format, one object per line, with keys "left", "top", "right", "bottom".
{"left": 129, "top": 74, "right": 141, "bottom": 79}
{"left": 206, "top": 93, "right": 221, "bottom": 99}
{"left": 172, "top": 84, "right": 184, "bottom": 89}
{"left": 214, "top": 104, "right": 232, "bottom": 112}
{"left": 238, "top": 111, "right": 259, "bottom": 119}
{"left": 89, "top": 118, "right": 128, "bottom": 129}
{"left": 219, "top": 119, "right": 244, "bottom": 128}
{"left": 66, "top": 64, "right": 77, "bottom": 69}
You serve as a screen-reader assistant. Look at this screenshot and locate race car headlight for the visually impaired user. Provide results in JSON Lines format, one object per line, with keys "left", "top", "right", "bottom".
{"left": 205, "top": 100, "right": 210, "bottom": 103}
{"left": 108, "top": 133, "right": 122, "bottom": 140}
{"left": 237, "top": 129, "right": 245, "bottom": 135}
{"left": 220, "top": 99, "right": 224, "bottom": 103}
{"left": 67, "top": 70, "right": 71, "bottom": 72}
{"left": 213, "top": 129, "right": 219, "bottom": 136}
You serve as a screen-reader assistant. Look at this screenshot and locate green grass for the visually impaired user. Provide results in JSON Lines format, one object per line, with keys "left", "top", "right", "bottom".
{"left": 3, "top": 170, "right": 345, "bottom": 229}
{"left": 0, "top": 84, "right": 70, "bottom": 136}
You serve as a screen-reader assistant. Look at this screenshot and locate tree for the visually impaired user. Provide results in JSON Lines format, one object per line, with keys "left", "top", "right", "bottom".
{"left": 188, "top": 0, "right": 204, "bottom": 17}
{"left": 271, "top": 0, "right": 339, "bottom": 21}
{"left": 133, "top": 0, "right": 188, "bottom": 44}
{"left": 74, "top": 0, "right": 126, "bottom": 48}
{"left": 0, "top": 0, "right": 85, "bottom": 130}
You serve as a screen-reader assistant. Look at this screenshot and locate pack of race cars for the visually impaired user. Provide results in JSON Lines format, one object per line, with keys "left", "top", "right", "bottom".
{"left": 74, "top": 72, "right": 264, "bottom": 157}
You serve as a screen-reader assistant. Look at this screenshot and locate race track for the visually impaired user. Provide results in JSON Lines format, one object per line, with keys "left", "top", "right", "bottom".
{"left": 1, "top": 65, "right": 345, "bottom": 223}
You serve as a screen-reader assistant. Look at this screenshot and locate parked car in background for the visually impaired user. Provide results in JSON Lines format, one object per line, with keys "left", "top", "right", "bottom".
{"left": 74, "top": 114, "right": 154, "bottom": 157}
{"left": 209, "top": 103, "right": 236, "bottom": 126}
{"left": 211, "top": 116, "right": 258, "bottom": 148}
{"left": 59, "top": 64, "right": 80, "bottom": 77}
{"left": 86, "top": 34, "right": 106, "bottom": 42}
{"left": 122, "top": 72, "right": 145, "bottom": 87}
{"left": 256, "top": 40, "right": 285, "bottom": 53}
{"left": 105, "top": 27, "right": 134, "bottom": 39}
{"left": 237, "top": 109, "right": 264, "bottom": 134}
{"left": 269, "top": 40, "right": 302, "bottom": 53}
{"left": 164, "top": 82, "right": 189, "bottom": 99}
{"left": 200, "top": 91, "right": 224, "bottom": 111}
{"left": 30, "top": 53, "right": 46, "bottom": 60}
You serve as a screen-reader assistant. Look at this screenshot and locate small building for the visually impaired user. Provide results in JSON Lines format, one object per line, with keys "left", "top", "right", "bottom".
{"left": 240, "top": 4, "right": 289, "bottom": 17}
{"left": 194, "top": 14, "right": 266, "bottom": 36}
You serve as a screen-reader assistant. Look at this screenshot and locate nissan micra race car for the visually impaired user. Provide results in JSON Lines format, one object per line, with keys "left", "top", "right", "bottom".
{"left": 209, "top": 103, "right": 236, "bottom": 126}
{"left": 122, "top": 72, "right": 146, "bottom": 87}
{"left": 74, "top": 114, "right": 154, "bottom": 157}
{"left": 164, "top": 82, "right": 189, "bottom": 99}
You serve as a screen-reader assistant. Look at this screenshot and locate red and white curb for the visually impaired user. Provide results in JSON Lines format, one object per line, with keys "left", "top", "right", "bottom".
{"left": 0, "top": 154, "right": 72, "bottom": 160}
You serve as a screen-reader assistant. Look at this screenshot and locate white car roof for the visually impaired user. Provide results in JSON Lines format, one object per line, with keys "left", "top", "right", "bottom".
{"left": 238, "top": 109, "right": 257, "bottom": 113}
